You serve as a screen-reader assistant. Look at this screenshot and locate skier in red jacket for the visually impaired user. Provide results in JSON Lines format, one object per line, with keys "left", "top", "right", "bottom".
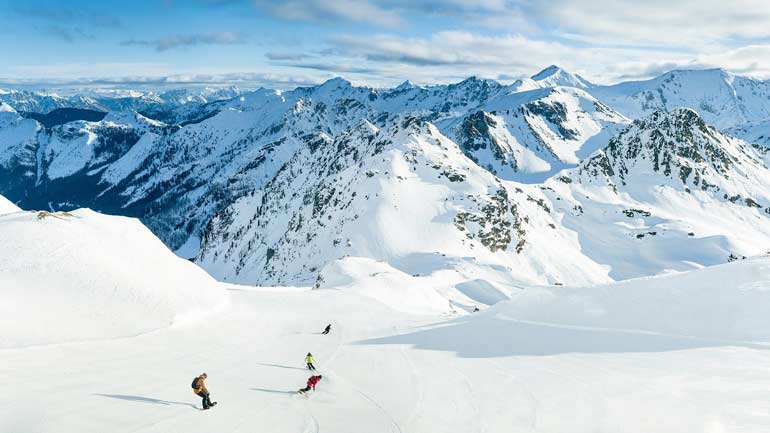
{"left": 299, "top": 375, "right": 322, "bottom": 393}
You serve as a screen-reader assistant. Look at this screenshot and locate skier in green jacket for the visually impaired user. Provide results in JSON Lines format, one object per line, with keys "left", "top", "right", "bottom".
{"left": 305, "top": 352, "right": 316, "bottom": 371}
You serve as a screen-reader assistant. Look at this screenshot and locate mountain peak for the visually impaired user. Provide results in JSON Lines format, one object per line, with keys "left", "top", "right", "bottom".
{"left": 530, "top": 65, "right": 593, "bottom": 89}
{"left": 395, "top": 80, "right": 417, "bottom": 91}
{"left": 352, "top": 118, "right": 380, "bottom": 135}
{"left": 0, "top": 102, "right": 16, "bottom": 113}
{"left": 579, "top": 107, "right": 742, "bottom": 187}
{"left": 640, "top": 108, "right": 710, "bottom": 133}
{"left": 457, "top": 76, "right": 493, "bottom": 87}
{"left": 531, "top": 65, "right": 563, "bottom": 80}
{"left": 319, "top": 77, "right": 352, "bottom": 89}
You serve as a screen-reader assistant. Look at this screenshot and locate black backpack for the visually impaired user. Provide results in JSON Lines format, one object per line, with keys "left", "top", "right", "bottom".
{"left": 191, "top": 377, "right": 200, "bottom": 389}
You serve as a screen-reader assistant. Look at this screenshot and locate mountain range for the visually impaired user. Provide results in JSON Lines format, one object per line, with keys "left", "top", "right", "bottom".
{"left": 2, "top": 66, "right": 770, "bottom": 288}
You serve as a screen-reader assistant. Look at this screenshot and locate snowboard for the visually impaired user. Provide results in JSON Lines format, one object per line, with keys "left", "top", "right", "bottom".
{"left": 201, "top": 402, "right": 218, "bottom": 410}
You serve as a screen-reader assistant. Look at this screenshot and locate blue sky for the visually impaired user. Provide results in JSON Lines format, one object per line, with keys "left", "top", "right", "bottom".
{"left": 3, "top": 0, "right": 770, "bottom": 90}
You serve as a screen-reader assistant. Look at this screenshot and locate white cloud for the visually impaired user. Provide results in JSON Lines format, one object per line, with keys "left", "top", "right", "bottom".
{"left": 525, "top": 0, "right": 770, "bottom": 49}
{"left": 317, "top": 31, "right": 689, "bottom": 84}
{"left": 256, "top": 0, "right": 404, "bottom": 28}
{"left": 9, "top": 1, "right": 770, "bottom": 89}
{"left": 694, "top": 45, "right": 770, "bottom": 78}
{"left": 0, "top": 70, "right": 325, "bottom": 91}
{"left": 330, "top": 31, "right": 569, "bottom": 67}
{"left": 251, "top": 0, "right": 770, "bottom": 51}
{"left": 121, "top": 32, "right": 246, "bottom": 51}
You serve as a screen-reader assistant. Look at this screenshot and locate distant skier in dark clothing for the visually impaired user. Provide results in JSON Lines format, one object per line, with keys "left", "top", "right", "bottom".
{"left": 191, "top": 373, "right": 217, "bottom": 410}
{"left": 299, "top": 375, "right": 322, "bottom": 393}
{"left": 322, "top": 324, "right": 331, "bottom": 335}
{"left": 305, "top": 353, "right": 316, "bottom": 370}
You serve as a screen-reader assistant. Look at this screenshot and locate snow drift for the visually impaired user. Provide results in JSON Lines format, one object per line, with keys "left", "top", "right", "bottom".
{"left": 499, "top": 256, "right": 770, "bottom": 342}
{"left": 315, "top": 256, "right": 518, "bottom": 315}
{"left": 0, "top": 208, "right": 227, "bottom": 348}
{"left": 361, "top": 256, "right": 770, "bottom": 359}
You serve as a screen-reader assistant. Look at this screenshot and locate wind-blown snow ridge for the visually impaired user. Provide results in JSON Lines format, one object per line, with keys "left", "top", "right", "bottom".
{"left": 0, "top": 207, "right": 227, "bottom": 348}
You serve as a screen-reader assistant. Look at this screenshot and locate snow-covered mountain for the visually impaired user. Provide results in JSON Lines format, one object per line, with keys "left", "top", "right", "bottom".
{"left": 0, "top": 86, "right": 244, "bottom": 125}
{"left": 3, "top": 67, "right": 770, "bottom": 288}
{"left": 509, "top": 65, "right": 595, "bottom": 92}
{"left": 543, "top": 108, "right": 770, "bottom": 278}
{"left": 727, "top": 118, "right": 770, "bottom": 150}
{"left": 592, "top": 68, "right": 770, "bottom": 129}
{"left": 443, "top": 85, "right": 628, "bottom": 181}
{"left": 196, "top": 116, "right": 610, "bottom": 287}
{"left": 0, "top": 89, "right": 99, "bottom": 113}
{"left": 197, "top": 108, "right": 770, "bottom": 286}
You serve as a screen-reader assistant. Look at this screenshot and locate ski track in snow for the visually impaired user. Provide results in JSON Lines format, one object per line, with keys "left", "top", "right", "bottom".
{"left": 352, "top": 388, "right": 402, "bottom": 433}
{"left": 399, "top": 344, "right": 426, "bottom": 432}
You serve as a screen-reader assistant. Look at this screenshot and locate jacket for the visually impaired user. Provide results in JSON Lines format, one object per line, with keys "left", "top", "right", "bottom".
{"left": 305, "top": 355, "right": 314, "bottom": 364}
{"left": 193, "top": 376, "right": 209, "bottom": 394}
{"left": 307, "top": 375, "right": 321, "bottom": 389}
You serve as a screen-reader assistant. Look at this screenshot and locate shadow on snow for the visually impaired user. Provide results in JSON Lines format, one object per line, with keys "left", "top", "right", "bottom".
{"left": 250, "top": 388, "right": 297, "bottom": 395}
{"left": 256, "top": 362, "right": 309, "bottom": 371}
{"left": 354, "top": 314, "right": 770, "bottom": 357}
{"left": 94, "top": 394, "right": 198, "bottom": 409}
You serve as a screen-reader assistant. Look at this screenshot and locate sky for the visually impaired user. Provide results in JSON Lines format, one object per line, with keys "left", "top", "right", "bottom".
{"left": 3, "top": 0, "right": 770, "bottom": 90}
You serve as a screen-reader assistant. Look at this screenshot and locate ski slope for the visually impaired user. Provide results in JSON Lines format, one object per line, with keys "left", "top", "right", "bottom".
{"left": 4, "top": 257, "right": 770, "bottom": 433}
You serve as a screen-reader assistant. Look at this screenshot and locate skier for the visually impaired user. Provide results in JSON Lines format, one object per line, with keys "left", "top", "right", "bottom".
{"left": 191, "top": 373, "right": 217, "bottom": 410}
{"left": 322, "top": 324, "right": 331, "bottom": 335}
{"left": 305, "top": 352, "right": 316, "bottom": 371}
{"left": 299, "top": 375, "right": 323, "bottom": 394}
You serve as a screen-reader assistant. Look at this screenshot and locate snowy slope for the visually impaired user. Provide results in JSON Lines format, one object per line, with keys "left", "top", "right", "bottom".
{"left": 198, "top": 108, "right": 770, "bottom": 289}
{"left": 3, "top": 257, "right": 770, "bottom": 432}
{"left": 537, "top": 108, "right": 770, "bottom": 279}
{"left": 0, "top": 194, "right": 19, "bottom": 214}
{"left": 0, "top": 102, "right": 40, "bottom": 167}
{"left": 443, "top": 85, "right": 628, "bottom": 181}
{"left": 592, "top": 69, "right": 770, "bottom": 129}
{"left": 197, "top": 116, "right": 611, "bottom": 288}
{"left": 496, "top": 256, "right": 770, "bottom": 341}
{"left": 727, "top": 119, "right": 770, "bottom": 156}
{"left": 0, "top": 208, "right": 227, "bottom": 348}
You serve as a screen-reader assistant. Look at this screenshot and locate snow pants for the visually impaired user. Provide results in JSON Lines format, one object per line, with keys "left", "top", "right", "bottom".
{"left": 197, "top": 391, "right": 213, "bottom": 408}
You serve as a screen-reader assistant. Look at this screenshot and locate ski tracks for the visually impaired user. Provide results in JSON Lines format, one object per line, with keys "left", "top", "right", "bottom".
{"left": 399, "top": 344, "right": 426, "bottom": 432}
{"left": 322, "top": 323, "right": 407, "bottom": 433}
{"left": 352, "top": 388, "right": 403, "bottom": 433}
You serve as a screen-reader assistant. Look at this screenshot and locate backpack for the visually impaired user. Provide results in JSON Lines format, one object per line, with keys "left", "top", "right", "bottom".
{"left": 191, "top": 377, "right": 200, "bottom": 389}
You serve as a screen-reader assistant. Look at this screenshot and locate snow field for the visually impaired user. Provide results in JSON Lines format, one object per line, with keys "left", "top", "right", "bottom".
{"left": 0, "top": 208, "right": 227, "bottom": 348}
{"left": 4, "top": 256, "right": 770, "bottom": 432}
